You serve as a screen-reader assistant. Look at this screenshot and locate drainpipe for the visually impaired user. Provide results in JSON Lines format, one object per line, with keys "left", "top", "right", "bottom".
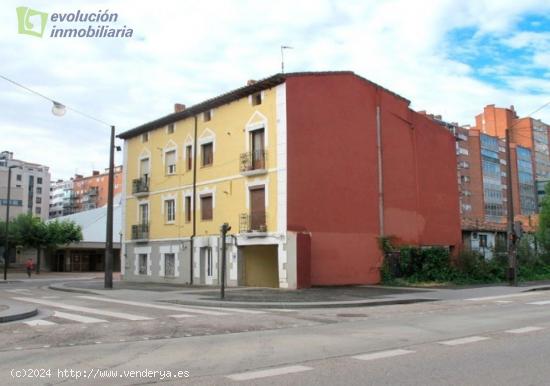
{"left": 190, "top": 115, "right": 198, "bottom": 285}
{"left": 376, "top": 96, "right": 384, "bottom": 236}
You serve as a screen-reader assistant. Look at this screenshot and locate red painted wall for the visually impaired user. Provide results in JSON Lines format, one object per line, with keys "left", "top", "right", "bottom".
{"left": 285, "top": 73, "right": 461, "bottom": 286}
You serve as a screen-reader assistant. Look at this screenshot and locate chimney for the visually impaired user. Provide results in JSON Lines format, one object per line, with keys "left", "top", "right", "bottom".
{"left": 92, "top": 170, "right": 100, "bottom": 176}
{"left": 509, "top": 105, "right": 515, "bottom": 111}
{"left": 247, "top": 79, "right": 257, "bottom": 86}
{"left": 174, "top": 103, "right": 186, "bottom": 113}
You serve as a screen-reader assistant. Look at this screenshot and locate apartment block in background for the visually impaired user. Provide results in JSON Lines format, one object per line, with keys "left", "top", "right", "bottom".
{"left": 0, "top": 151, "right": 50, "bottom": 222}
{"left": 476, "top": 104, "right": 550, "bottom": 208}
{"left": 72, "top": 166, "right": 123, "bottom": 212}
{"left": 49, "top": 179, "right": 75, "bottom": 218}
{"left": 119, "top": 71, "right": 461, "bottom": 288}
{"left": 427, "top": 112, "right": 539, "bottom": 259}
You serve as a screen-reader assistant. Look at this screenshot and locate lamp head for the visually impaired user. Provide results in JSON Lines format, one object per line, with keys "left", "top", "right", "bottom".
{"left": 52, "top": 101, "right": 66, "bottom": 116}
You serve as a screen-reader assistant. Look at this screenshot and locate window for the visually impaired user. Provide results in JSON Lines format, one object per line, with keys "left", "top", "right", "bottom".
{"left": 138, "top": 254, "right": 147, "bottom": 275}
{"left": 479, "top": 234, "right": 488, "bottom": 248}
{"left": 37, "top": 187, "right": 42, "bottom": 194}
{"left": 205, "top": 247, "right": 213, "bottom": 277}
{"left": 36, "top": 197, "right": 42, "bottom": 204}
{"left": 165, "top": 253, "right": 175, "bottom": 277}
{"left": 139, "top": 203, "right": 149, "bottom": 225}
{"left": 167, "top": 123, "right": 175, "bottom": 134}
{"left": 16, "top": 174, "right": 21, "bottom": 181}
{"left": 165, "top": 150, "right": 176, "bottom": 174}
{"left": 186, "top": 145, "right": 193, "bottom": 171}
{"left": 142, "top": 133, "right": 149, "bottom": 143}
{"left": 201, "top": 143, "right": 213, "bottom": 166}
{"left": 252, "top": 92, "right": 262, "bottom": 106}
{"left": 201, "top": 194, "right": 213, "bottom": 221}
{"left": 185, "top": 196, "right": 192, "bottom": 223}
{"left": 165, "top": 199, "right": 175, "bottom": 222}
{"left": 203, "top": 110, "right": 211, "bottom": 122}
{"left": 35, "top": 207, "right": 41, "bottom": 214}
{"left": 37, "top": 177, "right": 42, "bottom": 184}
{"left": 140, "top": 158, "right": 150, "bottom": 181}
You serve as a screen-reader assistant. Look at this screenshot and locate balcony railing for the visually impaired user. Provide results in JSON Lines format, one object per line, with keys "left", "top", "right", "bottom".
{"left": 239, "top": 212, "right": 267, "bottom": 233}
{"left": 131, "top": 223, "right": 149, "bottom": 240}
{"left": 240, "top": 150, "right": 267, "bottom": 174}
{"left": 132, "top": 178, "right": 149, "bottom": 195}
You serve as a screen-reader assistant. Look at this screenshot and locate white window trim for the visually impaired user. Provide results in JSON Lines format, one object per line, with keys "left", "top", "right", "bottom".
{"left": 133, "top": 246, "right": 152, "bottom": 276}
{"left": 245, "top": 179, "right": 268, "bottom": 209}
{"left": 245, "top": 111, "right": 269, "bottom": 151}
{"left": 198, "top": 128, "right": 216, "bottom": 167}
{"left": 162, "top": 193, "right": 177, "bottom": 224}
{"left": 138, "top": 149, "right": 151, "bottom": 179}
{"left": 159, "top": 245, "right": 180, "bottom": 278}
{"left": 137, "top": 200, "right": 150, "bottom": 223}
{"left": 198, "top": 187, "right": 216, "bottom": 210}
{"left": 163, "top": 140, "right": 178, "bottom": 175}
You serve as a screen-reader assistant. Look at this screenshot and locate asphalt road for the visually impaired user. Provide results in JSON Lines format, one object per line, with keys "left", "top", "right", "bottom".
{"left": 1, "top": 277, "right": 550, "bottom": 385}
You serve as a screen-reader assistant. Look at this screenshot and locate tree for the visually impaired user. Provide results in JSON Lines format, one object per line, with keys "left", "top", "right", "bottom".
{"left": 5, "top": 214, "right": 82, "bottom": 273}
{"left": 537, "top": 182, "right": 550, "bottom": 262}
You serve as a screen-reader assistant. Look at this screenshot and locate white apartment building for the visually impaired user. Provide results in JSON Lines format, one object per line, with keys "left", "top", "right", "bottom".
{"left": 49, "top": 179, "right": 75, "bottom": 219}
{"left": 0, "top": 151, "right": 51, "bottom": 222}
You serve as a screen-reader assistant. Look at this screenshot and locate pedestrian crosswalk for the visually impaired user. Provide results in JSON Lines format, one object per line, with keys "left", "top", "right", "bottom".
{"left": 8, "top": 295, "right": 277, "bottom": 329}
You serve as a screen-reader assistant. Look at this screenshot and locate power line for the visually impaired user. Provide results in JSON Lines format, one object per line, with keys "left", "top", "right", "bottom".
{"left": 0, "top": 73, "right": 111, "bottom": 127}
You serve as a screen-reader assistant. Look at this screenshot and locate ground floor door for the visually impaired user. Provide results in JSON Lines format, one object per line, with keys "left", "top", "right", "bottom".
{"left": 243, "top": 245, "right": 279, "bottom": 288}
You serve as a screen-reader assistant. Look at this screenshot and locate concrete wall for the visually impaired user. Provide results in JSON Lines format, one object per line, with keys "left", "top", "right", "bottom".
{"left": 124, "top": 239, "right": 192, "bottom": 284}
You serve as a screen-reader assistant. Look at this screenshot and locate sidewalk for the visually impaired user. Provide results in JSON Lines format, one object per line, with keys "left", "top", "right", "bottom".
{"left": 47, "top": 278, "right": 550, "bottom": 309}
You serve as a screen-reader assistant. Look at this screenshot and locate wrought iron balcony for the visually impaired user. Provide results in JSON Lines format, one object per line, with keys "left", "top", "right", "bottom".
{"left": 240, "top": 150, "right": 267, "bottom": 175}
{"left": 131, "top": 223, "right": 149, "bottom": 240}
{"left": 132, "top": 177, "right": 149, "bottom": 196}
{"left": 239, "top": 212, "right": 267, "bottom": 233}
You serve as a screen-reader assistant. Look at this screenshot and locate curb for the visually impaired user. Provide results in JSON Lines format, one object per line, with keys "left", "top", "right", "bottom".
{"left": 162, "top": 298, "right": 438, "bottom": 309}
{"left": 48, "top": 284, "right": 104, "bottom": 295}
{"left": 0, "top": 307, "right": 38, "bottom": 323}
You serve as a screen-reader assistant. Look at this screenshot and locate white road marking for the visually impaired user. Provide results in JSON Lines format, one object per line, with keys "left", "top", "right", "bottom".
{"left": 352, "top": 349, "right": 415, "bottom": 361}
{"left": 77, "top": 295, "right": 229, "bottom": 316}
{"left": 169, "top": 314, "right": 195, "bottom": 318}
{"left": 189, "top": 305, "right": 265, "bottom": 315}
{"left": 227, "top": 365, "right": 313, "bottom": 381}
{"left": 24, "top": 319, "right": 57, "bottom": 326}
{"left": 5, "top": 289, "right": 31, "bottom": 293}
{"left": 527, "top": 300, "right": 550, "bottom": 305}
{"left": 465, "top": 293, "right": 539, "bottom": 301}
{"left": 53, "top": 311, "right": 107, "bottom": 324}
{"left": 13, "top": 297, "right": 152, "bottom": 321}
{"left": 438, "top": 336, "right": 490, "bottom": 346}
{"left": 495, "top": 300, "right": 513, "bottom": 304}
{"left": 505, "top": 326, "right": 544, "bottom": 334}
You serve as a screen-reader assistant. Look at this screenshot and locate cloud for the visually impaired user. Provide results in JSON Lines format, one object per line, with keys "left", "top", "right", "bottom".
{"left": 1, "top": 0, "right": 550, "bottom": 180}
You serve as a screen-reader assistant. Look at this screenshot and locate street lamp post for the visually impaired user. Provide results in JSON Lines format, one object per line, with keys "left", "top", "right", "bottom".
{"left": 3, "top": 165, "right": 18, "bottom": 280}
{"left": 0, "top": 75, "right": 118, "bottom": 288}
{"left": 104, "top": 125, "right": 115, "bottom": 289}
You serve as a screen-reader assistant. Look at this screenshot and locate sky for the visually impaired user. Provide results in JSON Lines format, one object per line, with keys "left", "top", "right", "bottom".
{"left": 1, "top": 0, "right": 550, "bottom": 180}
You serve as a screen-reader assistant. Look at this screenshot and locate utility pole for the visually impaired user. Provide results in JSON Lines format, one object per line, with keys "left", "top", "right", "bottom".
{"left": 220, "top": 223, "right": 231, "bottom": 299}
{"left": 505, "top": 128, "right": 518, "bottom": 286}
{"left": 104, "top": 125, "right": 115, "bottom": 289}
{"left": 3, "top": 166, "right": 17, "bottom": 280}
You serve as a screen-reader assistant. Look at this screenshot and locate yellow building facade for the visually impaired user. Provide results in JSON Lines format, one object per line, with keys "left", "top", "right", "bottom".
{"left": 119, "top": 79, "right": 297, "bottom": 288}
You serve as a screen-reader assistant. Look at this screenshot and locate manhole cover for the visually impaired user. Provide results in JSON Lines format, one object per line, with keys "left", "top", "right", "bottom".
{"left": 336, "top": 313, "right": 367, "bottom": 318}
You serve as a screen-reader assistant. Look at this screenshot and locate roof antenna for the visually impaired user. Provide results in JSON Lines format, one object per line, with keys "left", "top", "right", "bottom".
{"left": 281, "top": 45, "right": 293, "bottom": 73}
